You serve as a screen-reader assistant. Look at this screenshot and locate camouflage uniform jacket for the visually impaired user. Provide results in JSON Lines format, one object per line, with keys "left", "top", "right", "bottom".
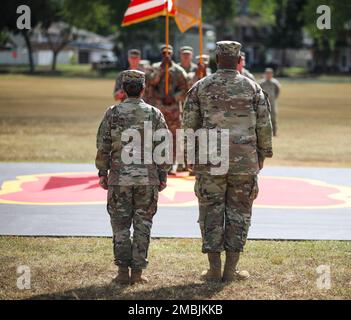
{"left": 242, "top": 68, "right": 256, "bottom": 81}
{"left": 178, "top": 62, "right": 198, "bottom": 74}
{"left": 258, "top": 78, "right": 281, "bottom": 107}
{"left": 149, "top": 61, "right": 188, "bottom": 106}
{"left": 182, "top": 69, "right": 273, "bottom": 175}
{"left": 95, "top": 98, "right": 170, "bottom": 185}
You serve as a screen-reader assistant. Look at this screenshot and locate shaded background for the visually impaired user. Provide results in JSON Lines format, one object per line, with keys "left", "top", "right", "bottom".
{"left": 0, "top": 0, "right": 350, "bottom": 75}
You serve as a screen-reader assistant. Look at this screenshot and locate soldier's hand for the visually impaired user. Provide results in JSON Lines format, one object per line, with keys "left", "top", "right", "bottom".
{"left": 99, "top": 176, "right": 108, "bottom": 190}
{"left": 162, "top": 95, "right": 175, "bottom": 105}
{"left": 159, "top": 181, "right": 167, "bottom": 192}
{"left": 196, "top": 63, "right": 206, "bottom": 78}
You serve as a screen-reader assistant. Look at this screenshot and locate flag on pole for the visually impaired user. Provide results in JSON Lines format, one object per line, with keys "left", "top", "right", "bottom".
{"left": 122, "top": 0, "right": 175, "bottom": 27}
{"left": 174, "top": 0, "right": 201, "bottom": 33}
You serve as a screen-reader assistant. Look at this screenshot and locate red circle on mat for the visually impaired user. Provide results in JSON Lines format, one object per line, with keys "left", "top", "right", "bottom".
{"left": 0, "top": 172, "right": 347, "bottom": 208}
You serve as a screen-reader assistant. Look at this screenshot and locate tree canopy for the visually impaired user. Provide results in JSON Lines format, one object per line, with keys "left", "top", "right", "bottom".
{"left": 1, "top": 0, "right": 350, "bottom": 72}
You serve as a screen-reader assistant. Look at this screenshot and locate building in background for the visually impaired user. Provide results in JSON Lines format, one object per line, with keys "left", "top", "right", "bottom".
{"left": 231, "top": 14, "right": 312, "bottom": 71}
{"left": 0, "top": 22, "right": 116, "bottom": 67}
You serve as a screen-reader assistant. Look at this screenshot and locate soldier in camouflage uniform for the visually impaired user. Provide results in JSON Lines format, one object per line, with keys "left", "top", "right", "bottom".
{"left": 178, "top": 46, "right": 199, "bottom": 91}
{"left": 237, "top": 52, "right": 256, "bottom": 82}
{"left": 96, "top": 70, "right": 170, "bottom": 285}
{"left": 113, "top": 49, "right": 142, "bottom": 102}
{"left": 149, "top": 45, "right": 188, "bottom": 172}
{"left": 178, "top": 46, "right": 198, "bottom": 74}
{"left": 259, "top": 68, "right": 281, "bottom": 136}
{"left": 183, "top": 41, "right": 273, "bottom": 282}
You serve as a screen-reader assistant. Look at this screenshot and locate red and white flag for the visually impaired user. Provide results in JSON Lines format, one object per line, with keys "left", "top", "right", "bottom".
{"left": 122, "top": 0, "right": 175, "bottom": 27}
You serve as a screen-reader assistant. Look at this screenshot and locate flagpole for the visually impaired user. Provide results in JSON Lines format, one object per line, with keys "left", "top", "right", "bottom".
{"left": 199, "top": 0, "right": 203, "bottom": 78}
{"left": 165, "top": 3, "right": 170, "bottom": 96}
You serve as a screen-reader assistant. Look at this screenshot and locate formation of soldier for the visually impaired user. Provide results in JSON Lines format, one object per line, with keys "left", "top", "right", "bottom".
{"left": 97, "top": 41, "right": 275, "bottom": 285}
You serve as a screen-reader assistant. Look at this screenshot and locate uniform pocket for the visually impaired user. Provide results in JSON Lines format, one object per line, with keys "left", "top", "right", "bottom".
{"left": 107, "top": 186, "right": 117, "bottom": 216}
{"left": 249, "top": 176, "right": 259, "bottom": 200}
{"left": 149, "top": 186, "right": 159, "bottom": 217}
{"left": 194, "top": 175, "right": 200, "bottom": 198}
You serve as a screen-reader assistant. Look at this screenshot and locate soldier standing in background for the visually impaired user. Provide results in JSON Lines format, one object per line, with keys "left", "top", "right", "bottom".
{"left": 138, "top": 59, "right": 155, "bottom": 105}
{"left": 196, "top": 54, "right": 212, "bottom": 76}
{"left": 113, "top": 49, "right": 142, "bottom": 102}
{"left": 259, "top": 68, "right": 281, "bottom": 136}
{"left": 149, "top": 45, "right": 188, "bottom": 174}
{"left": 183, "top": 41, "right": 273, "bottom": 282}
{"left": 188, "top": 54, "right": 212, "bottom": 87}
{"left": 96, "top": 70, "right": 169, "bottom": 285}
{"left": 179, "top": 46, "right": 199, "bottom": 89}
{"left": 178, "top": 46, "right": 198, "bottom": 74}
{"left": 237, "top": 52, "right": 256, "bottom": 81}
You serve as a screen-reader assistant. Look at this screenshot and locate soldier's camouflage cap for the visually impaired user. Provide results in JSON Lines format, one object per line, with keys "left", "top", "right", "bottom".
{"left": 128, "top": 49, "right": 141, "bottom": 57}
{"left": 122, "top": 70, "right": 145, "bottom": 85}
{"left": 196, "top": 54, "right": 210, "bottom": 64}
{"left": 180, "top": 46, "right": 193, "bottom": 54}
{"left": 215, "top": 41, "right": 242, "bottom": 57}
{"left": 160, "top": 44, "right": 174, "bottom": 54}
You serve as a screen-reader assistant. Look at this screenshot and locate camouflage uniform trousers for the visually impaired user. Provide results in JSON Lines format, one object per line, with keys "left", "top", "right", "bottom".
{"left": 107, "top": 185, "right": 159, "bottom": 269}
{"left": 195, "top": 173, "right": 259, "bottom": 253}
{"left": 159, "top": 104, "right": 181, "bottom": 162}
{"left": 270, "top": 102, "right": 278, "bottom": 136}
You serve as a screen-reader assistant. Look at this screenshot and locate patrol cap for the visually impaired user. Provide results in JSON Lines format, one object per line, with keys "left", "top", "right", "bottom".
{"left": 122, "top": 69, "right": 146, "bottom": 85}
{"left": 128, "top": 49, "right": 141, "bottom": 57}
{"left": 139, "top": 60, "right": 151, "bottom": 68}
{"left": 215, "top": 41, "right": 241, "bottom": 57}
{"left": 240, "top": 52, "right": 246, "bottom": 58}
{"left": 160, "top": 44, "right": 173, "bottom": 54}
{"left": 180, "top": 46, "right": 193, "bottom": 54}
{"left": 196, "top": 54, "right": 210, "bottom": 65}
{"left": 265, "top": 67, "right": 274, "bottom": 73}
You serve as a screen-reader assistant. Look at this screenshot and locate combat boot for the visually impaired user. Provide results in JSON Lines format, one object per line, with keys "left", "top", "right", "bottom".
{"left": 201, "top": 252, "right": 222, "bottom": 282}
{"left": 131, "top": 269, "right": 149, "bottom": 284}
{"left": 113, "top": 266, "right": 130, "bottom": 285}
{"left": 222, "top": 251, "right": 250, "bottom": 282}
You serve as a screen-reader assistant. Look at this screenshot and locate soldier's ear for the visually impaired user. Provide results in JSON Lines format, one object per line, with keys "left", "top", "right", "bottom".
{"left": 140, "top": 87, "right": 145, "bottom": 98}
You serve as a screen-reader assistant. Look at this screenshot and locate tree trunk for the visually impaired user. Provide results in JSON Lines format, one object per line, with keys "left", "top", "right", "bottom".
{"left": 281, "top": 49, "right": 287, "bottom": 67}
{"left": 22, "top": 30, "right": 35, "bottom": 73}
{"left": 51, "top": 51, "right": 58, "bottom": 71}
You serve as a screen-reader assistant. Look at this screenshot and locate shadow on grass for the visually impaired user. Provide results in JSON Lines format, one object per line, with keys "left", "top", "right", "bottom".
{"left": 28, "top": 281, "right": 227, "bottom": 300}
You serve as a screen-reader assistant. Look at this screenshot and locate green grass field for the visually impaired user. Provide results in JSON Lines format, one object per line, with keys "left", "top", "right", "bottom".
{"left": 1, "top": 74, "right": 351, "bottom": 166}
{"left": 0, "top": 74, "right": 351, "bottom": 300}
{"left": 0, "top": 237, "right": 350, "bottom": 300}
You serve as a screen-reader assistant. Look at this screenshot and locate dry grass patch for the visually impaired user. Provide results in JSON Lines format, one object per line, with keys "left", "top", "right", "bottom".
{"left": 0, "top": 237, "right": 350, "bottom": 300}
{"left": 0, "top": 75, "right": 351, "bottom": 166}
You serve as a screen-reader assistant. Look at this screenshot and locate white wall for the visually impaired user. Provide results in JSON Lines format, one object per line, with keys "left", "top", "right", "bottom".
{"left": 37, "top": 50, "right": 74, "bottom": 65}
{"left": 0, "top": 48, "right": 37, "bottom": 65}
{"left": 0, "top": 49, "right": 74, "bottom": 66}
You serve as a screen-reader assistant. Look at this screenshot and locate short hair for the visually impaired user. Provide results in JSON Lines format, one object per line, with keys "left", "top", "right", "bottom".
{"left": 217, "top": 54, "right": 239, "bottom": 65}
{"left": 122, "top": 81, "right": 145, "bottom": 97}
